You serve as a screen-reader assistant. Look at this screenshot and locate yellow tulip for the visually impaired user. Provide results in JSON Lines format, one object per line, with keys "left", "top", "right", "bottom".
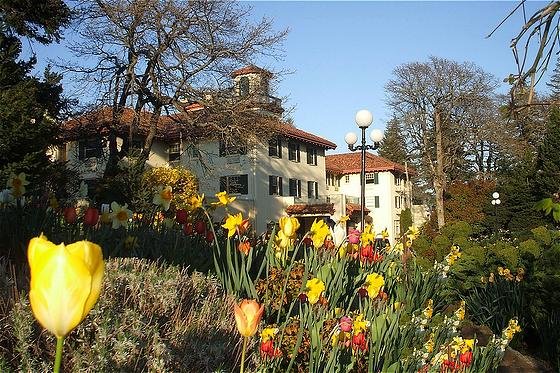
{"left": 28, "top": 235, "right": 104, "bottom": 338}
{"left": 233, "top": 299, "right": 264, "bottom": 337}
{"left": 279, "top": 216, "right": 300, "bottom": 238}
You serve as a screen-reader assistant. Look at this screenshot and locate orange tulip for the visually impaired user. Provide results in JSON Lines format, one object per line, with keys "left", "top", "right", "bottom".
{"left": 234, "top": 299, "right": 264, "bottom": 337}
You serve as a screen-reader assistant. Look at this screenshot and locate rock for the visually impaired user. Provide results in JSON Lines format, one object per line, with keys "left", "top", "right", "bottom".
{"left": 460, "top": 324, "right": 494, "bottom": 346}
{"left": 497, "top": 347, "right": 554, "bottom": 373}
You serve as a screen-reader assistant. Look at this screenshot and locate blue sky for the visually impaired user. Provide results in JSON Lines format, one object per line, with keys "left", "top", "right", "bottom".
{"left": 246, "top": 1, "right": 551, "bottom": 152}
{"left": 27, "top": 1, "right": 551, "bottom": 153}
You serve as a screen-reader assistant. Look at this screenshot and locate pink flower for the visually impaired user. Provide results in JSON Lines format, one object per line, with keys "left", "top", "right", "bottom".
{"left": 339, "top": 316, "right": 353, "bottom": 332}
{"left": 348, "top": 229, "right": 361, "bottom": 244}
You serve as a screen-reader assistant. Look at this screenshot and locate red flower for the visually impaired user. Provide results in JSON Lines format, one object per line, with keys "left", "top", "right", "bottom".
{"left": 298, "top": 293, "right": 308, "bottom": 303}
{"left": 357, "top": 287, "right": 368, "bottom": 298}
{"left": 323, "top": 239, "right": 335, "bottom": 250}
{"left": 175, "top": 209, "right": 188, "bottom": 224}
{"left": 459, "top": 351, "right": 473, "bottom": 366}
{"left": 194, "top": 220, "right": 206, "bottom": 234}
{"left": 205, "top": 230, "right": 214, "bottom": 243}
{"left": 63, "top": 207, "right": 77, "bottom": 224}
{"left": 372, "top": 251, "right": 384, "bottom": 263}
{"left": 442, "top": 359, "right": 457, "bottom": 372}
{"left": 238, "top": 240, "right": 251, "bottom": 255}
{"left": 260, "top": 340, "right": 282, "bottom": 358}
{"left": 302, "top": 237, "right": 313, "bottom": 246}
{"left": 377, "top": 290, "right": 388, "bottom": 301}
{"left": 352, "top": 332, "right": 368, "bottom": 352}
{"left": 360, "top": 244, "right": 374, "bottom": 263}
{"left": 183, "top": 222, "right": 194, "bottom": 236}
{"left": 83, "top": 207, "right": 99, "bottom": 227}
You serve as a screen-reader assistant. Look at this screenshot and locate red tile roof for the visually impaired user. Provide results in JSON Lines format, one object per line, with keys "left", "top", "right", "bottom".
{"left": 231, "top": 65, "right": 272, "bottom": 78}
{"left": 62, "top": 107, "right": 336, "bottom": 149}
{"left": 326, "top": 152, "right": 413, "bottom": 175}
{"left": 277, "top": 123, "right": 336, "bottom": 150}
{"left": 346, "top": 202, "right": 370, "bottom": 216}
{"left": 286, "top": 203, "right": 335, "bottom": 216}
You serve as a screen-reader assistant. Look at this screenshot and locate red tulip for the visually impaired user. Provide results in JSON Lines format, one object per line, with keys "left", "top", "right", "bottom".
{"left": 460, "top": 351, "right": 473, "bottom": 366}
{"left": 84, "top": 207, "right": 99, "bottom": 227}
{"left": 183, "top": 223, "right": 194, "bottom": 236}
{"left": 352, "top": 332, "right": 368, "bottom": 351}
{"left": 205, "top": 230, "right": 214, "bottom": 243}
{"left": 63, "top": 207, "right": 77, "bottom": 224}
{"left": 194, "top": 220, "right": 206, "bottom": 235}
{"left": 260, "top": 340, "right": 281, "bottom": 358}
{"left": 175, "top": 209, "right": 188, "bottom": 224}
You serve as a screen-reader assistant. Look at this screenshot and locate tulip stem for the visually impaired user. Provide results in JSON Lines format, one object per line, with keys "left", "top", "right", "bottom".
{"left": 240, "top": 336, "right": 248, "bottom": 373}
{"left": 54, "top": 336, "right": 64, "bottom": 373}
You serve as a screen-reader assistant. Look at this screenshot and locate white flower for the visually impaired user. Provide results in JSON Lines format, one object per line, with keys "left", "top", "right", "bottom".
{"left": 152, "top": 185, "right": 172, "bottom": 211}
{"left": 110, "top": 201, "right": 132, "bottom": 229}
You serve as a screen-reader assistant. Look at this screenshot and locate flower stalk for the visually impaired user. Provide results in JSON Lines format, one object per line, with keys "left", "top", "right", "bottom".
{"left": 53, "top": 336, "right": 64, "bottom": 373}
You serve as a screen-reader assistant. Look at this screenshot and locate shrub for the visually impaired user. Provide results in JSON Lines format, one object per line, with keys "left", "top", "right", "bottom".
{"left": 141, "top": 166, "right": 198, "bottom": 210}
{"left": 0, "top": 258, "right": 240, "bottom": 372}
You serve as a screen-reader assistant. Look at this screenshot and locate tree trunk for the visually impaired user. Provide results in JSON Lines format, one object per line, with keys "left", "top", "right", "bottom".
{"left": 435, "top": 108, "right": 446, "bottom": 228}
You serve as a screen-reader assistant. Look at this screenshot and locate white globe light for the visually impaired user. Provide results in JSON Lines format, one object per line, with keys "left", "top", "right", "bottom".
{"left": 355, "top": 109, "right": 373, "bottom": 128}
{"left": 491, "top": 200, "right": 496, "bottom": 205}
{"left": 345, "top": 132, "right": 358, "bottom": 145}
{"left": 495, "top": 199, "right": 501, "bottom": 205}
{"left": 492, "top": 192, "right": 500, "bottom": 199}
{"left": 370, "top": 129, "right": 384, "bottom": 143}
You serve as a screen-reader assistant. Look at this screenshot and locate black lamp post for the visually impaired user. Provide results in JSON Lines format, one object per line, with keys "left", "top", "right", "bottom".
{"left": 344, "top": 109, "right": 384, "bottom": 231}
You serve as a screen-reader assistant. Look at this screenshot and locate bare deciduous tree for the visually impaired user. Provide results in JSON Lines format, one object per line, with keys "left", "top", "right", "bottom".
{"left": 64, "top": 0, "right": 288, "bottom": 175}
{"left": 386, "top": 56, "right": 498, "bottom": 229}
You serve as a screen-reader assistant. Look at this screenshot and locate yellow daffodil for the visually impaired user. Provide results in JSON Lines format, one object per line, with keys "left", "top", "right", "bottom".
{"left": 189, "top": 194, "right": 204, "bottom": 210}
{"left": 423, "top": 299, "right": 434, "bottom": 319}
{"left": 338, "top": 215, "right": 350, "bottom": 224}
{"left": 27, "top": 235, "right": 104, "bottom": 338}
{"left": 222, "top": 212, "right": 244, "bottom": 238}
{"left": 110, "top": 202, "right": 132, "bottom": 229}
{"left": 305, "top": 278, "right": 325, "bottom": 305}
{"left": 364, "top": 273, "right": 385, "bottom": 298}
{"left": 279, "top": 216, "right": 300, "bottom": 238}
{"left": 309, "top": 219, "right": 330, "bottom": 249}
{"left": 455, "top": 300, "right": 466, "bottom": 321}
{"left": 233, "top": 299, "right": 264, "bottom": 337}
{"left": 361, "top": 224, "right": 375, "bottom": 244}
{"left": 407, "top": 225, "right": 420, "bottom": 240}
{"left": 381, "top": 228, "right": 389, "bottom": 240}
{"left": 260, "top": 327, "right": 279, "bottom": 342}
{"left": 425, "top": 333, "right": 435, "bottom": 353}
{"left": 212, "top": 191, "right": 236, "bottom": 207}
{"left": 352, "top": 314, "right": 369, "bottom": 334}
{"left": 7, "top": 172, "right": 29, "bottom": 198}
{"left": 503, "top": 319, "right": 521, "bottom": 340}
{"left": 152, "top": 185, "right": 173, "bottom": 211}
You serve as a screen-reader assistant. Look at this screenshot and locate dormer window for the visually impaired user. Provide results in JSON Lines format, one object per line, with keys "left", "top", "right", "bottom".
{"left": 239, "top": 76, "right": 249, "bottom": 97}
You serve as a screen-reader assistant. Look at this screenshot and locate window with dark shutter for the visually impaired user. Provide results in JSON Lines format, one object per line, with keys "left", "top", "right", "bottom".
{"left": 268, "top": 137, "right": 282, "bottom": 158}
{"left": 306, "top": 147, "right": 317, "bottom": 165}
{"left": 269, "top": 175, "right": 282, "bottom": 195}
{"left": 289, "top": 178, "right": 301, "bottom": 197}
{"left": 78, "top": 138, "right": 103, "bottom": 160}
{"left": 288, "top": 141, "right": 300, "bottom": 162}
{"left": 220, "top": 174, "right": 248, "bottom": 195}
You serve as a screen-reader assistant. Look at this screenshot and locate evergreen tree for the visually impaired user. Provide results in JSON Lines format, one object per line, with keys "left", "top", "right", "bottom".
{"left": 534, "top": 107, "right": 560, "bottom": 199}
{"left": 0, "top": 0, "right": 70, "bottom": 184}
{"left": 546, "top": 57, "right": 560, "bottom": 100}
{"left": 378, "top": 118, "right": 408, "bottom": 164}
